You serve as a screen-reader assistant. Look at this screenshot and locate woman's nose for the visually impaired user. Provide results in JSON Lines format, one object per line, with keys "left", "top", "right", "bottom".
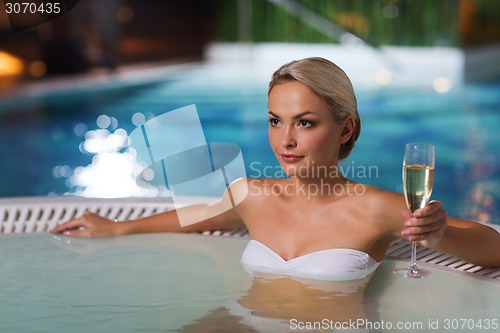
{"left": 281, "top": 126, "right": 297, "bottom": 148}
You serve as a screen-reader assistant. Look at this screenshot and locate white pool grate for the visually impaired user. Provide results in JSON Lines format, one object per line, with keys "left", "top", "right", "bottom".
{"left": 1, "top": 196, "right": 498, "bottom": 281}
{"left": 0, "top": 197, "right": 174, "bottom": 234}
{"left": 385, "top": 238, "right": 500, "bottom": 280}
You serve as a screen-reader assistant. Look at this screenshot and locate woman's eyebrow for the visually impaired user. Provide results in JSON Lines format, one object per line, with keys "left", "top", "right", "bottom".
{"left": 293, "top": 111, "right": 317, "bottom": 119}
{"left": 268, "top": 111, "right": 317, "bottom": 119}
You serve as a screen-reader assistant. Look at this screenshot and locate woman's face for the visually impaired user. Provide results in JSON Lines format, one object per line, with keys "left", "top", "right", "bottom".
{"left": 268, "top": 80, "right": 351, "bottom": 178}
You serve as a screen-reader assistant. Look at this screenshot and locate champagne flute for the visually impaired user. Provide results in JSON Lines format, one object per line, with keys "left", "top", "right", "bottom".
{"left": 394, "top": 143, "right": 435, "bottom": 278}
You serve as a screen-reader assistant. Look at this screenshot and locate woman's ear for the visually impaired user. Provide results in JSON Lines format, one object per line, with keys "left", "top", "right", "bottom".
{"left": 340, "top": 117, "right": 355, "bottom": 144}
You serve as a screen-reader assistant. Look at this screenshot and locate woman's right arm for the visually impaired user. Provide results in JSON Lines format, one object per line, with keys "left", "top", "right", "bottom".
{"left": 49, "top": 202, "right": 244, "bottom": 238}
{"left": 50, "top": 178, "right": 249, "bottom": 238}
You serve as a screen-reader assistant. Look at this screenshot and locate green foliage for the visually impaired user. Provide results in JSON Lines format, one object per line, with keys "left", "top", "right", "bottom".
{"left": 215, "top": 0, "right": 463, "bottom": 47}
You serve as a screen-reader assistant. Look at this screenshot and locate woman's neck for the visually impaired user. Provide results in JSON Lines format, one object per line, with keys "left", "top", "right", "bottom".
{"left": 284, "top": 174, "right": 354, "bottom": 202}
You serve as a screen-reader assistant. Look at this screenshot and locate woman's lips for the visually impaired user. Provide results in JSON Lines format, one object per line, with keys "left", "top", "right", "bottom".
{"left": 280, "top": 154, "right": 304, "bottom": 163}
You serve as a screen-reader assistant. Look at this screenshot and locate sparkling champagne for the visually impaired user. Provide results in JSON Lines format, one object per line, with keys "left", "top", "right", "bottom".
{"left": 403, "top": 164, "right": 434, "bottom": 212}
{"left": 395, "top": 144, "right": 435, "bottom": 278}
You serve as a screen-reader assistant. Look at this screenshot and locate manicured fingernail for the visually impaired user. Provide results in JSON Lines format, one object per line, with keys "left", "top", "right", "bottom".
{"left": 405, "top": 220, "right": 411, "bottom": 227}
{"left": 401, "top": 229, "right": 409, "bottom": 236}
{"left": 63, "top": 231, "right": 70, "bottom": 236}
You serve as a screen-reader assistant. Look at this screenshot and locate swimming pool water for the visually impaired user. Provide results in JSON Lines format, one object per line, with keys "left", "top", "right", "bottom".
{"left": 0, "top": 62, "right": 499, "bottom": 224}
{"left": 1, "top": 233, "right": 498, "bottom": 332}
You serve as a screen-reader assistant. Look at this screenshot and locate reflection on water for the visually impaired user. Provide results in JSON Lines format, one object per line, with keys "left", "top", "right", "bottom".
{"left": 63, "top": 112, "right": 160, "bottom": 198}
{"left": 179, "top": 273, "right": 378, "bottom": 333}
{"left": 239, "top": 276, "right": 376, "bottom": 324}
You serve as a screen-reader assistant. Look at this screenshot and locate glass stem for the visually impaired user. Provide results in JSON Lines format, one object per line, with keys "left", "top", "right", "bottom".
{"left": 410, "top": 241, "right": 418, "bottom": 270}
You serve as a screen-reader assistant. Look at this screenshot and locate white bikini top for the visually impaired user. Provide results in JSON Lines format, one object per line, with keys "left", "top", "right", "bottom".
{"left": 240, "top": 240, "right": 381, "bottom": 282}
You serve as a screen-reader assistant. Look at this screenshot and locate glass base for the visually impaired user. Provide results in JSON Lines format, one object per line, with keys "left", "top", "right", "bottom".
{"left": 393, "top": 267, "right": 431, "bottom": 278}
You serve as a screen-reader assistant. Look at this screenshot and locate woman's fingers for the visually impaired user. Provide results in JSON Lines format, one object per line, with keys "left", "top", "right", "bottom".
{"left": 401, "top": 200, "right": 447, "bottom": 245}
{"left": 60, "top": 228, "right": 91, "bottom": 238}
{"left": 402, "top": 221, "right": 440, "bottom": 238}
{"left": 50, "top": 218, "right": 87, "bottom": 234}
{"left": 413, "top": 200, "right": 442, "bottom": 218}
{"left": 50, "top": 211, "right": 114, "bottom": 238}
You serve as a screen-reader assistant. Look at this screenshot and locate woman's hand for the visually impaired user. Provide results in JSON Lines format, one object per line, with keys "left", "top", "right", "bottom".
{"left": 50, "top": 211, "right": 122, "bottom": 238}
{"left": 401, "top": 200, "right": 448, "bottom": 248}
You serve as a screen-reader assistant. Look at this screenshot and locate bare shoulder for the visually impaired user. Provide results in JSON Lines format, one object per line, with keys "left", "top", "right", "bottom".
{"left": 351, "top": 183, "right": 407, "bottom": 233}
{"left": 227, "top": 177, "right": 280, "bottom": 206}
{"left": 226, "top": 178, "right": 283, "bottom": 232}
{"left": 359, "top": 185, "right": 405, "bottom": 208}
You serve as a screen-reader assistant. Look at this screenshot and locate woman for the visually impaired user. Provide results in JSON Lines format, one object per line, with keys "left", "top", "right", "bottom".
{"left": 51, "top": 57, "right": 500, "bottom": 282}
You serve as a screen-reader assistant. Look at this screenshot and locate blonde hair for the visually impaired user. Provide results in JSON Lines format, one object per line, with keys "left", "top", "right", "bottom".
{"left": 268, "top": 57, "right": 360, "bottom": 160}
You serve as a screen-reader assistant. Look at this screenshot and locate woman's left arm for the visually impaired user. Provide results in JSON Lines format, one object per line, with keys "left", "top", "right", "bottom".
{"left": 403, "top": 201, "right": 500, "bottom": 268}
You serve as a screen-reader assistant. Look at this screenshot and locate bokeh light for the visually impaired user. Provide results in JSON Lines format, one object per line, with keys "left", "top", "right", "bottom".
{"left": 67, "top": 114, "right": 159, "bottom": 198}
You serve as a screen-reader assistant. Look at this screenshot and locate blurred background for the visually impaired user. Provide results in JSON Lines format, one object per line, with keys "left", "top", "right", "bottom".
{"left": 0, "top": 0, "right": 499, "bottom": 224}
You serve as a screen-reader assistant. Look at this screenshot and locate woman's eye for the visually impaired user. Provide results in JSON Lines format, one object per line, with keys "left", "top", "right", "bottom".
{"left": 299, "top": 120, "right": 312, "bottom": 127}
{"left": 269, "top": 118, "right": 281, "bottom": 126}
